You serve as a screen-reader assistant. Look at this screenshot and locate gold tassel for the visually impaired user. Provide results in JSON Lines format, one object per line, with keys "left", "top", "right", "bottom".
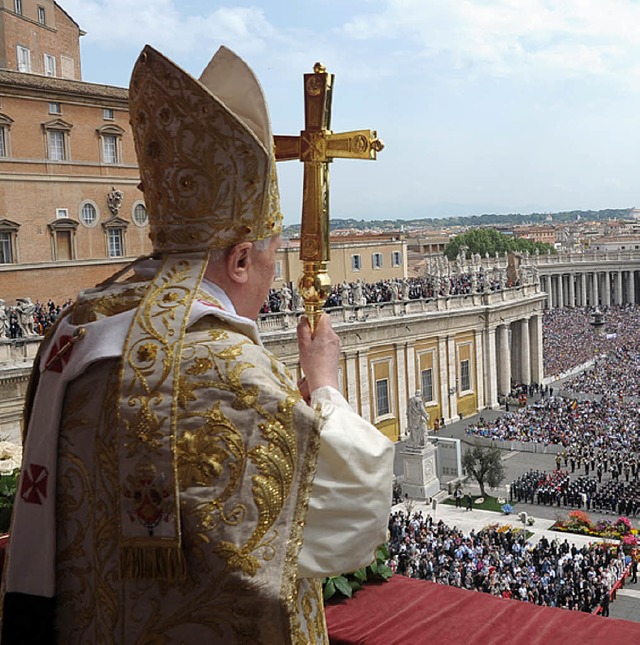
{"left": 120, "top": 545, "right": 187, "bottom": 581}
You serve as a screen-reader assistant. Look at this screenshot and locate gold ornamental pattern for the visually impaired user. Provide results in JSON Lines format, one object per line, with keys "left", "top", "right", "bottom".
{"left": 53, "top": 283, "right": 327, "bottom": 642}
{"left": 129, "top": 45, "right": 283, "bottom": 254}
{"left": 176, "top": 323, "right": 300, "bottom": 577}
{"left": 118, "top": 253, "right": 207, "bottom": 550}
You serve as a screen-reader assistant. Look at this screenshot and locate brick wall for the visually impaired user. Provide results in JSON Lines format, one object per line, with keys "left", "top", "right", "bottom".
{"left": 0, "top": 0, "right": 81, "bottom": 79}
{"left": 0, "top": 260, "right": 138, "bottom": 304}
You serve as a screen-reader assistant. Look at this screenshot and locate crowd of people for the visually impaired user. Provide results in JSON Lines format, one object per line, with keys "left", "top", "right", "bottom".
{"left": 543, "top": 305, "right": 640, "bottom": 387}
{"left": 2, "top": 298, "right": 71, "bottom": 338}
{"left": 542, "top": 308, "right": 597, "bottom": 379}
{"left": 387, "top": 509, "right": 627, "bottom": 613}
{"left": 258, "top": 270, "right": 516, "bottom": 314}
{"left": 467, "top": 395, "right": 640, "bottom": 451}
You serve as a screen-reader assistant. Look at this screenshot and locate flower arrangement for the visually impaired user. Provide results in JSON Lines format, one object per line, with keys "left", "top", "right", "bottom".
{"left": 615, "top": 517, "right": 633, "bottom": 533}
{"left": 484, "top": 523, "right": 519, "bottom": 535}
{"left": 0, "top": 440, "right": 22, "bottom": 534}
{"left": 566, "top": 510, "right": 591, "bottom": 529}
{"left": 552, "top": 510, "right": 637, "bottom": 543}
{"left": 501, "top": 503, "right": 514, "bottom": 515}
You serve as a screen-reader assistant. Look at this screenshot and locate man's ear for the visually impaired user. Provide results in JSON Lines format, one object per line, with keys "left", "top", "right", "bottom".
{"left": 226, "top": 241, "right": 253, "bottom": 284}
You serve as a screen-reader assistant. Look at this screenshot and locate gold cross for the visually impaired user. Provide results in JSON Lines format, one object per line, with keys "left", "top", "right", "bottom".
{"left": 275, "top": 62, "right": 384, "bottom": 331}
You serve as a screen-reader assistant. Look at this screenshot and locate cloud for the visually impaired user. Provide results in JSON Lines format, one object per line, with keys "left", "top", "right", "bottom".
{"left": 61, "top": 0, "right": 276, "bottom": 57}
{"left": 60, "top": 1, "right": 640, "bottom": 90}
{"left": 340, "top": 0, "right": 640, "bottom": 89}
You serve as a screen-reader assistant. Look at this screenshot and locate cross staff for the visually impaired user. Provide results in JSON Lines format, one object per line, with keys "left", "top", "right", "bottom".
{"left": 275, "top": 62, "right": 383, "bottom": 331}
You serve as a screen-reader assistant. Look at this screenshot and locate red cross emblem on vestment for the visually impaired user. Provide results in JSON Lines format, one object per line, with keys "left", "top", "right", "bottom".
{"left": 44, "top": 335, "right": 75, "bottom": 373}
{"left": 44, "top": 327, "right": 86, "bottom": 373}
{"left": 20, "top": 464, "right": 49, "bottom": 504}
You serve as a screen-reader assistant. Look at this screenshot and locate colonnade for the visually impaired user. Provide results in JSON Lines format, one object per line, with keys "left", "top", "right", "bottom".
{"left": 540, "top": 269, "right": 638, "bottom": 309}
{"left": 490, "top": 314, "right": 544, "bottom": 399}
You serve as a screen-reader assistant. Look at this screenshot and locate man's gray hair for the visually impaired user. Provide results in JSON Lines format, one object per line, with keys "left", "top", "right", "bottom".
{"left": 208, "top": 236, "right": 273, "bottom": 264}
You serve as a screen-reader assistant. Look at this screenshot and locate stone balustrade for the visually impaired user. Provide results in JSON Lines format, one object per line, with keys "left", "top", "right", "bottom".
{"left": 257, "top": 283, "right": 542, "bottom": 334}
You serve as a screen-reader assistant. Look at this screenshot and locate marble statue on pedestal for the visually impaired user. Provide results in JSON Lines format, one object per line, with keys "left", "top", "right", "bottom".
{"left": 340, "top": 281, "right": 351, "bottom": 306}
{"left": 15, "top": 298, "right": 36, "bottom": 337}
{"left": 407, "top": 390, "right": 429, "bottom": 448}
{"left": 279, "top": 283, "right": 292, "bottom": 311}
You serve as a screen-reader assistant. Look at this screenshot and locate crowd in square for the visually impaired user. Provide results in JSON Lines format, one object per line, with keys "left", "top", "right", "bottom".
{"left": 387, "top": 509, "right": 627, "bottom": 613}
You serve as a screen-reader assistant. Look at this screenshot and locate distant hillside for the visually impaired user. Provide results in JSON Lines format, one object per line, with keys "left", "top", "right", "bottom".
{"left": 282, "top": 208, "right": 634, "bottom": 236}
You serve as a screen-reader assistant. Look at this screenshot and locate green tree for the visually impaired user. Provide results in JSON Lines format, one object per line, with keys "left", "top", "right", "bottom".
{"left": 461, "top": 444, "right": 506, "bottom": 497}
{"left": 443, "top": 228, "right": 555, "bottom": 261}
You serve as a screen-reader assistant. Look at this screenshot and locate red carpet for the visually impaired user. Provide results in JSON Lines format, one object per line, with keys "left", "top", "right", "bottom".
{"left": 325, "top": 575, "right": 640, "bottom": 645}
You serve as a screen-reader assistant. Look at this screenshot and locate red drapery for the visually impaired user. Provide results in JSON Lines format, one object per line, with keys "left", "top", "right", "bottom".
{"left": 325, "top": 575, "right": 640, "bottom": 645}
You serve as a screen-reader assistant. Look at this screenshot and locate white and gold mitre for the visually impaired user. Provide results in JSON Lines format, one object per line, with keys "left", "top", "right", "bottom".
{"left": 129, "top": 45, "right": 283, "bottom": 253}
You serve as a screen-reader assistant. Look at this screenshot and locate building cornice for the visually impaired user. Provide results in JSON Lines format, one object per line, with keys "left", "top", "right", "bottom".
{"left": 0, "top": 70, "right": 128, "bottom": 102}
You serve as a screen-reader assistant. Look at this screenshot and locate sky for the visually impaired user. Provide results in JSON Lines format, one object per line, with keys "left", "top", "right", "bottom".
{"left": 60, "top": 0, "right": 640, "bottom": 225}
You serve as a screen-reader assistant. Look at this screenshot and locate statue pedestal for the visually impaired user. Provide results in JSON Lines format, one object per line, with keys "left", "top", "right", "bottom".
{"left": 400, "top": 442, "right": 440, "bottom": 500}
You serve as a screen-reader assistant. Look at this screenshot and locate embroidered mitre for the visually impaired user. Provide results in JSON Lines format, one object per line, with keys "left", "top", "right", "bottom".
{"left": 129, "top": 45, "right": 283, "bottom": 253}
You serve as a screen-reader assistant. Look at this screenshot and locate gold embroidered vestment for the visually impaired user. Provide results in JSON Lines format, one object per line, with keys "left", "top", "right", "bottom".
{"left": 51, "top": 289, "right": 327, "bottom": 644}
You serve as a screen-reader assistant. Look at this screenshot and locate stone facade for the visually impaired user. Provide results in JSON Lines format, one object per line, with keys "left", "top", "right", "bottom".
{"left": 0, "top": 1, "right": 82, "bottom": 79}
{"left": 0, "top": 2, "right": 149, "bottom": 303}
{"left": 258, "top": 281, "right": 546, "bottom": 442}
{"left": 0, "top": 281, "right": 546, "bottom": 443}
{"left": 274, "top": 235, "right": 408, "bottom": 287}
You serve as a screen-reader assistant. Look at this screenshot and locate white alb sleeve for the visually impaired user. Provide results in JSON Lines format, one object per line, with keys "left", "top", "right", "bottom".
{"left": 297, "top": 386, "right": 394, "bottom": 578}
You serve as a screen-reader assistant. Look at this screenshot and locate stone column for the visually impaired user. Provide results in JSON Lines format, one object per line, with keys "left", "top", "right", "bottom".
{"left": 510, "top": 319, "right": 521, "bottom": 382}
{"left": 358, "top": 350, "right": 370, "bottom": 422}
{"left": 406, "top": 343, "right": 417, "bottom": 400}
{"left": 529, "top": 315, "right": 544, "bottom": 385}
{"left": 603, "top": 271, "right": 611, "bottom": 307}
{"left": 438, "top": 336, "right": 448, "bottom": 414}
{"left": 447, "top": 335, "right": 457, "bottom": 421}
{"left": 568, "top": 273, "right": 575, "bottom": 308}
{"left": 395, "top": 342, "right": 408, "bottom": 438}
{"left": 580, "top": 273, "right": 587, "bottom": 307}
{"left": 557, "top": 273, "right": 564, "bottom": 308}
{"left": 497, "top": 324, "right": 511, "bottom": 396}
{"left": 615, "top": 271, "right": 623, "bottom": 306}
{"left": 519, "top": 318, "right": 531, "bottom": 385}
{"left": 345, "top": 351, "right": 359, "bottom": 411}
{"left": 626, "top": 270, "right": 636, "bottom": 305}
{"left": 545, "top": 275, "right": 553, "bottom": 309}
{"left": 474, "top": 329, "right": 484, "bottom": 411}
{"left": 483, "top": 327, "right": 499, "bottom": 409}
{"left": 592, "top": 271, "right": 599, "bottom": 306}
{"left": 541, "top": 275, "right": 551, "bottom": 308}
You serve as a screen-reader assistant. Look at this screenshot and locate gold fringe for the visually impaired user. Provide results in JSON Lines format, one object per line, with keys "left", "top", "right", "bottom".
{"left": 120, "top": 545, "right": 187, "bottom": 581}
